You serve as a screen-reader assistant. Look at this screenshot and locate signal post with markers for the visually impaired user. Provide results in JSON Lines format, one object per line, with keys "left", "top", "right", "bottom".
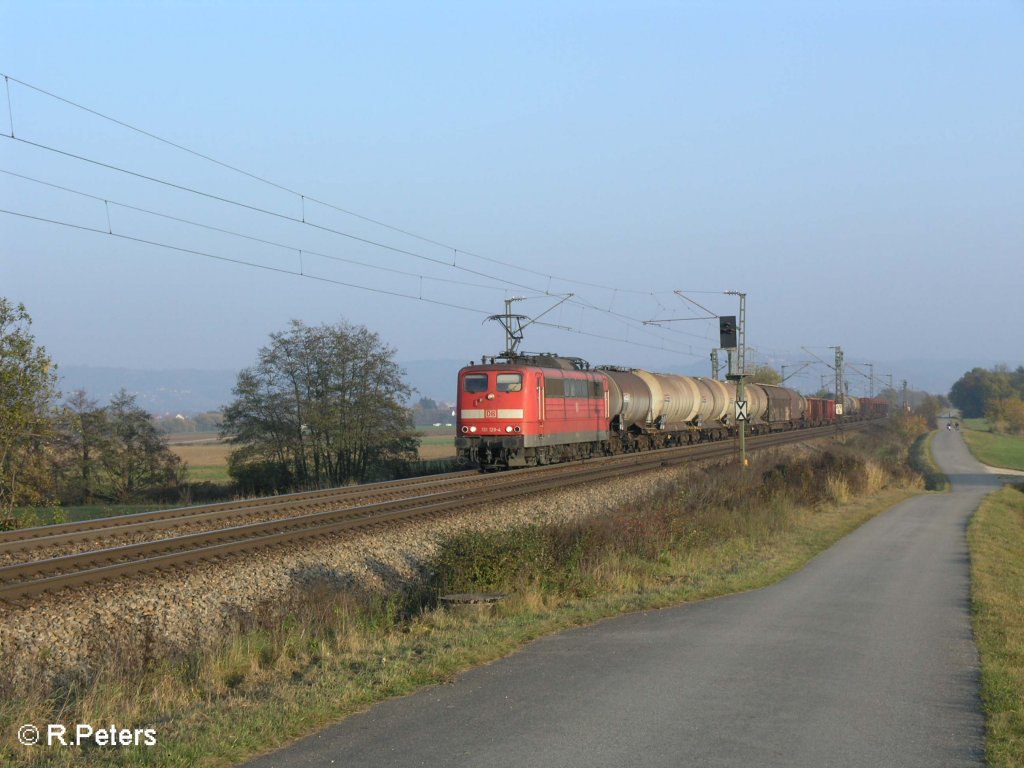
{"left": 720, "top": 291, "right": 749, "bottom": 468}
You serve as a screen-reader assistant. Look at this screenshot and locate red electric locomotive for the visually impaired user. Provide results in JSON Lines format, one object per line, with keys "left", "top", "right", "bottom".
{"left": 455, "top": 355, "right": 608, "bottom": 469}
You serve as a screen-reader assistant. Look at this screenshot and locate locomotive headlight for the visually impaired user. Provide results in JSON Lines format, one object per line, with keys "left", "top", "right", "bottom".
{"left": 461, "top": 426, "right": 469, "bottom": 434}
{"left": 505, "top": 425, "right": 513, "bottom": 433}
{"left": 469, "top": 425, "right": 477, "bottom": 433}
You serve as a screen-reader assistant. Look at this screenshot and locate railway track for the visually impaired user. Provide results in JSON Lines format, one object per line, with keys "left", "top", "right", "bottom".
{"left": 0, "top": 470, "right": 484, "bottom": 564}
{"left": 0, "top": 422, "right": 869, "bottom": 603}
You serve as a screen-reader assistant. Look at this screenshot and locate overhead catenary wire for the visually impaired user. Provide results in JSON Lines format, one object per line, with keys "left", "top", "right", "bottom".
{"left": 1, "top": 138, "right": 707, "bottom": 352}
{"left": 2, "top": 133, "right": 700, "bottom": 341}
{"left": 0, "top": 161, "right": 703, "bottom": 353}
{"left": 532, "top": 320, "right": 699, "bottom": 357}
{"left": 0, "top": 73, "right": 726, "bottom": 360}
{"left": 0, "top": 207, "right": 494, "bottom": 315}
{"left": 0, "top": 206, "right": 701, "bottom": 358}
{"left": 0, "top": 72, "right": 674, "bottom": 297}
{"left": 0, "top": 168, "right": 543, "bottom": 295}
{"left": 3, "top": 76, "right": 13, "bottom": 137}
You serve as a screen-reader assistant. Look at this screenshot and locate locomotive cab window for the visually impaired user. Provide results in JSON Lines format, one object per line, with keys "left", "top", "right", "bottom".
{"left": 496, "top": 373, "right": 523, "bottom": 392}
{"left": 464, "top": 374, "right": 488, "bottom": 393}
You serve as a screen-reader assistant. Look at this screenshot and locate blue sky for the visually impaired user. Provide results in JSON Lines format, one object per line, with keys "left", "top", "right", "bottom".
{"left": 1, "top": 1, "right": 1021, "bottom": 396}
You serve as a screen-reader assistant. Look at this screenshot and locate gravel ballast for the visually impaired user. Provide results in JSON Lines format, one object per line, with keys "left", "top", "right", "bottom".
{"left": 1, "top": 461, "right": 709, "bottom": 690}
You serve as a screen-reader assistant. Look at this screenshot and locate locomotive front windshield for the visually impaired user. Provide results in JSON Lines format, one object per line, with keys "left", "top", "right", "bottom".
{"left": 496, "top": 373, "right": 522, "bottom": 392}
{"left": 463, "top": 374, "right": 488, "bottom": 393}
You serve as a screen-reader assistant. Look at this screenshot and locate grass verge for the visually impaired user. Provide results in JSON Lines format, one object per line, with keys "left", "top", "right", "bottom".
{"left": 969, "top": 483, "right": 1024, "bottom": 767}
{"left": 962, "top": 427, "right": 1024, "bottom": 472}
{"left": 1, "top": 425, "right": 926, "bottom": 767}
{"left": 909, "top": 430, "right": 950, "bottom": 491}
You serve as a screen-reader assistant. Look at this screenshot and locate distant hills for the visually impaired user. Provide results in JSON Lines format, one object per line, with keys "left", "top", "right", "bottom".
{"left": 57, "top": 366, "right": 239, "bottom": 415}
{"left": 56, "top": 360, "right": 468, "bottom": 415}
{"left": 55, "top": 357, "right": 981, "bottom": 416}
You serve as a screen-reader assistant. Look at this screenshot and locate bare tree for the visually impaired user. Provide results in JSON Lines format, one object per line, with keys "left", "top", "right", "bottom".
{"left": 93, "top": 390, "right": 184, "bottom": 503}
{"left": 51, "top": 390, "right": 106, "bottom": 504}
{"left": 223, "top": 319, "right": 418, "bottom": 491}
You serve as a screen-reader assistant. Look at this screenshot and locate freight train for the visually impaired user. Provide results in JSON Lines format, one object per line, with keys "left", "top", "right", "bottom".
{"left": 455, "top": 354, "right": 889, "bottom": 470}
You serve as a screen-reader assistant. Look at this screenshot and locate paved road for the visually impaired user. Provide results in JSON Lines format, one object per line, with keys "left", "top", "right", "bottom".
{"left": 246, "top": 424, "right": 1002, "bottom": 768}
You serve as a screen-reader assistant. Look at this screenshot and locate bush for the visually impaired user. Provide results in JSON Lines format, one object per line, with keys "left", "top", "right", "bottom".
{"left": 431, "top": 431, "right": 919, "bottom": 602}
{"left": 229, "top": 458, "right": 294, "bottom": 496}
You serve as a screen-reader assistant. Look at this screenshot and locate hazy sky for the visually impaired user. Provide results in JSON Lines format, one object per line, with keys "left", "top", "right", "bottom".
{"left": 2, "top": 1, "right": 1021, "bottom": 396}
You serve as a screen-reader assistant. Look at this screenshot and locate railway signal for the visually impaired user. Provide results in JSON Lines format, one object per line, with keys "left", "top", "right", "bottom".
{"left": 644, "top": 289, "right": 751, "bottom": 467}
{"left": 719, "top": 316, "right": 737, "bottom": 349}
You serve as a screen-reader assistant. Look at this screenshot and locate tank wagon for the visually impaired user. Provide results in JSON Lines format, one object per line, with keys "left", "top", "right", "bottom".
{"left": 455, "top": 354, "right": 889, "bottom": 470}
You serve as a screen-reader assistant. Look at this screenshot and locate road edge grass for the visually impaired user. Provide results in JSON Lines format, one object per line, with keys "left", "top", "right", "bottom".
{"left": 969, "top": 483, "right": 1024, "bottom": 768}
{"left": 961, "top": 421, "right": 1024, "bottom": 472}
{"left": 910, "top": 430, "right": 949, "bottom": 491}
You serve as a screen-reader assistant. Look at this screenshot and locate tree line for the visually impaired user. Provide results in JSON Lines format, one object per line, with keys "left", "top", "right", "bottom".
{"left": 1, "top": 298, "right": 423, "bottom": 525}
{"left": 1, "top": 298, "right": 184, "bottom": 521}
{"left": 949, "top": 365, "right": 1024, "bottom": 435}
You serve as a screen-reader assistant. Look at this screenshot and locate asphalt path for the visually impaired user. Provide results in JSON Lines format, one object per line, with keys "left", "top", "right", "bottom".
{"left": 246, "top": 423, "right": 1005, "bottom": 768}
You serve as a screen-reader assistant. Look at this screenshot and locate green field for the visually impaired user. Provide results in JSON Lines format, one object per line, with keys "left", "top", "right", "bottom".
{"left": 168, "top": 436, "right": 234, "bottom": 483}
{"left": 962, "top": 420, "right": 1024, "bottom": 472}
{"left": 416, "top": 426, "right": 456, "bottom": 459}
{"left": 182, "top": 464, "right": 233, "bottom": 483}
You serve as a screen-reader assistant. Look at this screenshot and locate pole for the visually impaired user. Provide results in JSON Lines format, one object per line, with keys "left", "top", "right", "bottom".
{"left": 833, "top": 346, "right": 844, "bottom": 440}
{"left": 726, "top": 291, "right": 747, "bottom": 468}
{"left": 711, "top": 349, "right": 720, "bottom": 380}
